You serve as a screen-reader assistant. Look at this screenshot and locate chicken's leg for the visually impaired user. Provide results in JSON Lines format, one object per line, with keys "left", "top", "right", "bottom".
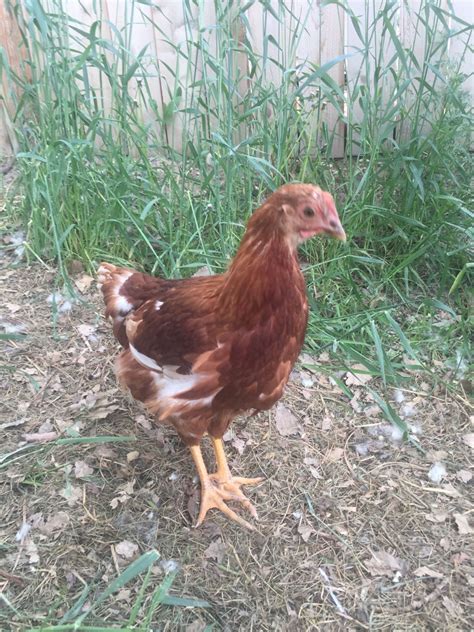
{"left": 189, "top": 440, "right": 263, "bottom": 530}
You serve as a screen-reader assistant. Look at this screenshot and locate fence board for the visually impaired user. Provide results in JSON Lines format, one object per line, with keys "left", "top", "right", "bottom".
{"left": 319, "top": 1, "right": 345, "bottom": 157}
{"left": 0, "top": 0, "right": 471, "bottom": 159}
{"left": 0, "top": 0, "right": 27, "bottom": 156}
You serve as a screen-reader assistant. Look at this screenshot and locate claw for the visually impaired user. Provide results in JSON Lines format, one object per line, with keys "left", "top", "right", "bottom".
{"left": 189, "top": 443, "right": 263, "bottom": 530}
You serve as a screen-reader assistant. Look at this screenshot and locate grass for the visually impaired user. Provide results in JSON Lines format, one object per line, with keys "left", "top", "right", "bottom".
{"left": 1, "top": 3, "right": 472, "bottom": 417}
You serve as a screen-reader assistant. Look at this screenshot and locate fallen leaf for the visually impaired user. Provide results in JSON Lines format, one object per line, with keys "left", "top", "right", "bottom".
{"left": 204, "top": 539, "right": 226, "bottom": 564}
{"left": 232, "top": 436, "right": 246, "bottom": 455}
{"left": 425, "top": 511, "right": 448, "bottom": 523}
{"left": 5, "top": 302, "right": 21, "bottom": 313}
{"left": 413, "top": 566, "right": 444, "bottom": 579}
{"left": 442, "top": 596, "right": 463, "bottom": 618}
{"left": 462, "top": 433, "right": 474, "bottom": 450}
{"left": 115, "top": 540, "right": 138, "bottom": 559}
{"left": 325, "top": 447, "right": 344, "bottom": 463}
{"left": 59, "top": 484, "right": 83, "bottom": 506}
{"left": 364, "top": 404, "right": 381, "bottom": 418}
{"left": 274, "top": 404, "right": 299, "bottom": 436}
{"left": 451, "top": 552, "right": 469, "bottom": 567}
{"left": 453, "top": 513, "right": 473, "bottom": 535}
{"left": 365, "top": 550, "right": 407, "bottom": 578}
{"left": 25, "top": 539, "right": 39, "bottom": 565}
{"left": 428, "top": 462, "right": 447, "bottom": 484}
{"left": 110, "top": 480, "right": 135, "bottom": 509}
{"left": 345, "top": 364, "right": 373, "bottom": 386}
{"left": 74, "top": 274, "right": 94, "bottom": 293}
{"left": 297, "top": 523, "right": 315, "bottom": 542}
{"left": 77, "top": 324, "right": 96, "bottom": 338}
{"left": 320, "top": 415, "right": 333, "bottom": 430}
{"left": 39, "top": 511, "right": 70, "bottom": 535}
{"left": 456, "top": 469, "right": 472, "bottom": 483}
{"left": 126, "top": 451, "right": 139, "bottom": 463}
{"left": 74, "top": 460, "right": 94, "bottom": 479}
{"left": 192, "top": 266, "right": 212, "bottom": 277}
{"left": 116, "top": 589, "right": 131, "bottom": 602}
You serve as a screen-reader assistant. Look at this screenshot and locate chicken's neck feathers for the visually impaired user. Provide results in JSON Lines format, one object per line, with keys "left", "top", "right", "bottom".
{"left": 220, "top": 222, "right": 306, "bottom": 321}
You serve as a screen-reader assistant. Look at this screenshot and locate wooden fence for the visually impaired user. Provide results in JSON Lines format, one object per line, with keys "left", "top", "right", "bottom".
{"left": 0, "top": 0, "right": 472, "bottom": 158}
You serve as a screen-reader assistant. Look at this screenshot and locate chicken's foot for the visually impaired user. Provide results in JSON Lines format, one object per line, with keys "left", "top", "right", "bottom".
{"left": 189, "top": 440, "right": 263, "bottom": 530}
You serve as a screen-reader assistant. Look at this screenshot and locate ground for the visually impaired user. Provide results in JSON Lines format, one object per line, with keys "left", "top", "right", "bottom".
{"left": 1, "top": 205, "right": 473, "bottom": 630}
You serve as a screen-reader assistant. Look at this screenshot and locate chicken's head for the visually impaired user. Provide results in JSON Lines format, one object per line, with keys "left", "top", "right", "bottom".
{"left": 268, "top": 183, "right": 346, "bottom": 247}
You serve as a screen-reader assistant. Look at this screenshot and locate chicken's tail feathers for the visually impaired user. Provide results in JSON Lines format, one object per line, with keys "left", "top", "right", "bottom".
{"left": 97, "top": 262, "right": 138, "bottom": 346}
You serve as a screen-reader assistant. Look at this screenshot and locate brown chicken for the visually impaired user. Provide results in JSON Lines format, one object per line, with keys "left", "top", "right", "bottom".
{"left": 98, "top": 184, "right": 345, "bottom": 529}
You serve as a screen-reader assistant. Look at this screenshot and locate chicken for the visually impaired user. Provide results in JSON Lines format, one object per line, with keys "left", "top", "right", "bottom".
{"left": 98, "top": 184, "right": 345, "bottom": 529}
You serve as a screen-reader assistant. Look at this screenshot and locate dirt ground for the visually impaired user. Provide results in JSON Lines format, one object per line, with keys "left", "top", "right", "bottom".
{"left": 1, "top": 217, "right": 473, "bottom": 630}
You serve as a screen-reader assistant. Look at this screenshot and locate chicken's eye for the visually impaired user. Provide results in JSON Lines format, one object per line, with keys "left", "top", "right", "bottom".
{"left": 303, "top": 207, "right": 315, "bottom": 217}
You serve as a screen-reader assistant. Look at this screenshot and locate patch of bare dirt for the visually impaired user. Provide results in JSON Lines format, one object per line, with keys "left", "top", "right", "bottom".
{"left": 1, "top": 250, "right": 473, "bottom": 630}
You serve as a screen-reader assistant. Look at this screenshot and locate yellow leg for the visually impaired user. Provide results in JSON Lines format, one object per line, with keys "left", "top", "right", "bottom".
{"left": 211, "top": 437, "right": 264, "bottom": 486}
{"left": 189, "top": 442, "right": 263, "bottom": 531}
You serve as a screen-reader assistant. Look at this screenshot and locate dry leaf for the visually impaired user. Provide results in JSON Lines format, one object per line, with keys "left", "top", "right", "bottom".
{"left": 59, "top": 483, "right": 82, "bottom": 506}
{"left": 345, "top": 364, "right": 373, "bottom": 386}
{"left": 74, "top": 274, "right": 94, "bottom": 293}
{"left": 413, "top": 566, "right": 444, "bottom": 579}
{"left": 192, "top": 266, "right": 212, "bottom": 277}
{"left": 320, "top": 415, "right": 333, "bottom": 430}
{"left": 442, "top": 596, "right": 463, "bottom": 618}
{"left": 116, "top": 589, "right": 131, "bottom": 602}
{"left": 365, "top": 550, "right": 407, "bottom": 578}
{"left": 39, "top": 511, "right": 70, "bottom": 535}
{"left": 110, "top": 480, "right": 135, "bottom": 509}
{"left": 325, "top": 447, "right": 344, "bottom": 463}
{"left": 462, "top": 433, "right": 474, "bottom": 450}
{"left": 127, "top": 451, "right": 139, "bottom": 463}
{"left": 115, "top": 540, "right": 139, "bottom": 559}
{"left": 232, "top": 436, "right": 246, "bottom": 455}
{"left": 74, "top": 460, "right": 93, "bottom": 479}
{"left": 204, "top": 539, "right": 226, "bottom": 564}
{"left": 25, "top": 539, "right": 39, "bottom": 565}
{"left": 77, "top": 324, "right": 96, "bottom": 338}
{"left": 425, "top": 511, "right": 448, "bottom": 523}
{"left": 274, "top": 404, "right": 299, "bottom": 437}
{"left": 297, "top": 523, "right": 315, "bottom": 542}
{"left": 456, "top": 469, "right": 472, "bottom": 483}
{"left": 453, "top": 513, "right": 473, "bottom": 535}
{"left": 5, "top": 302, "right": 21, "bottom": 313}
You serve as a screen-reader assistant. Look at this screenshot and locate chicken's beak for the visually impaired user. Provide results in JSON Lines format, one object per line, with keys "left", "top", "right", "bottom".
{"left": 328, "top": 221, "right": 346, "bottom": 242}
{"left": 333, "top": 226, "right": 347, "bottom": 242}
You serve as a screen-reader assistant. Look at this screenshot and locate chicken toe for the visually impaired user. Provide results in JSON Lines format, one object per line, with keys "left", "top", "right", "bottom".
{"left": 189, "top": 443, "right": 262, "bottom": 530}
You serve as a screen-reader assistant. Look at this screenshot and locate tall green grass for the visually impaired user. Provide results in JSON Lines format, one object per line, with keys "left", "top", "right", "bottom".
{"left": 2, "top": 0, "right": 473, "bottom": 421}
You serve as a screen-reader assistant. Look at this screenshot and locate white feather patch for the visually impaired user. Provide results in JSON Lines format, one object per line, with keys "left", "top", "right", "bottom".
{"left": 155, "top": 300, "right": 164, "bottom": 310}
{"left": 130, "top": 344, "right": 162, "bottom": 372}
{"left": 116, "top": 294, "right": 133, "bottom": 314}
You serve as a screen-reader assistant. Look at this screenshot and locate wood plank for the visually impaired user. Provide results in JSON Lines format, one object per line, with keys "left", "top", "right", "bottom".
{"left": 450, "top": 0, "right": 473, "bottom": 103}
{"left": 0, "top": 0, "right": 28, "bottom": 156}
{"left": 319, "top": 1, "right": 345, "bottom": 158}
